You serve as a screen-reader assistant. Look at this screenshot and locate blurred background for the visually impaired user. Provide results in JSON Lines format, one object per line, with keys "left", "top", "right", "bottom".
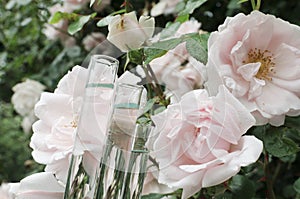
{"left": 0, "top": 0, "right": 299, "bottom": 197}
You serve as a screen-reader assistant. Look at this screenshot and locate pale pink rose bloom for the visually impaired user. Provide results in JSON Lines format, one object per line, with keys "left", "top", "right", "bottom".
{"left": 82, "top": 32, "right": 106, "bottom": 51}
{"left": 175, "top": 20, "right": 202, "bottom": 37}
{"left": 149, "top": 20, "right": 201, "bottom": 80}
{"left": 149, "top": 19, "right": 201, "bottom": 75}
{"left": 163, "top": 56, "right": 206, "bottom": 101}
{"left": 30, "top": 66, "right": 89, "bottom": 183}
{"left": 151, "top": 0, "right": 182, "bottom": 16}
{"left": 31, "top": 65, "right": 114, "bottom": 185}
{"left": 151, "top": 86, "right": 263, "bottom": 199}
{"left": 31, "top": 65, "right": 114, "bottom": 186}
{"left": 30, "top": 64, "right": 147, "bottom": 185}
{"left": 107, "top": 12, "right": 155, "bottom": 52}
{"left": 149, "top": 20, "right": 205, "bottom": 100}
{"left": 206, "top": 11, "right": 300, "bottom": 126}
{"left": 8, "top": 172, "right": 64, "bottom": 199}
{"left": 142, "top": 163, "right": 174, "bottom": 196}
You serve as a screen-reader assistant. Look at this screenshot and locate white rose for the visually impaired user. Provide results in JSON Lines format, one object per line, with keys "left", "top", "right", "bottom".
{"left": 107, "top": 12, "right": 155, "bottom": 52}
{"left": 11, "top": 79, "right": 45, "bottom": 117}
{"left": 21, "top": 111, "right": 37, "bottom": 134}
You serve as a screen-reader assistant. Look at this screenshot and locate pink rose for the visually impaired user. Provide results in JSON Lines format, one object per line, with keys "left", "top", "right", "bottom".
{"left": 30, "top": 66, "right": 90, "bottom": 183}
{"left": 151, "top": 86, "right": 263, "bottom": 199}
{"left": 162, "top": 56, "right": 206, "bottom": 101}
{"left": 175, "top": 20, "right": 202, "bottom": 37}
{"left": 142, "top": 162, "right": 174, "bottom": 195}
{"left": 149, "top": 20, "right": 205, "bottom": 101}
{"left": 206, "top": 11, "right": 300, "bottom": 126}
{"left": 107, "top": 12, "right": 155, "bottom": 52}
{"left": 30, "top": 64, "right": 148, "bottom": 186}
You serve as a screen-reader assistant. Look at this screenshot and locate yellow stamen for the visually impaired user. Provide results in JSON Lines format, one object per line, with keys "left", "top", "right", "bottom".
{"left": 242, "top": 48, "right": 275, "bottom": 81}
{"left": 117, "top": 16, "right": 125, "bottom": 30}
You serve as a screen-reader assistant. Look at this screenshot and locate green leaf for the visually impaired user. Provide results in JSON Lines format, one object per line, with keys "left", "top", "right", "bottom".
{"left": 49, "top": 11, "right": 65, "bottom": 24}
{"left": 18, "top": 0, "right": 31, "bottom": 6}
{"left": 294, "top": 178, "right": 300, "bottom": 194}
{"left": 279, "top": 153, "right": 296, "bottom": 163}
{"left": 96, "top": 9, "right": 126, "bottom": 27}
{"left": 151, "top": 37, "right": 184, "bottom": 50}
{"left": 137, "top": 117, "right": 152, "bottom": 125}
{"left": 175, "top": 1, "right": 186, "bottom": 13}
{"left": 264, "top": 127, "right": 300, "bottom": 157}
{"left": 141, "top": 193, "right": 168, "bottom": 199}
{"left": 186, "top": 33, "right": 209, "bottom": 64}
{"left": 5, "top": 0, "right": 16, "bottom": 10}
{"left": 110, "top": 9, "right": 127, "bottom": 15}
{"left": 68, "top": 13, "right": 96, "bottom": 35}
{"left": 144, "top": 37, "right": 184, "bottom": 64}
{"left": 142, "top": 98, "right": 156, "bottom": 114}
{"left": 114, "top": 103, "right": 140, "bottom": 109}
{"left": 154, "top": 106, "right": 166, "bottom": 115}
{"left": 144, "top": 33, "right": 205, "bottom": 64}
{"left": 143, "top": 48, "right": 167, "bottom": 65}
{"left": 175, "top": 14, "right": 189, "bottom": 23}
{"left": 215, "top": 192, "right": 233, "bottom": 199}
{"left": 238, "top": 0, "right": 249, "bottom": 4}
{"left": 159, "top": 22, "right": 181, "bottom": 39}
{"left": 179, "top": 0, "right": 208, "bottom": 16}
{"left": 283, "top": 185, "right": 297, "bottom": 198}
{"left": 20, "top": 17, "right": 32, "bottom": 26}
{"left": 128, "top": 49, "right": 144, "bottom": 65}
{"left": 285, "top": 115, "right": 300, "bottom": 131}
{"left": 49, "top": 12, "right": 78, "bottom": 24}
{"left": 96, "top": 15, "right": 115, "bottom": 27}
{"left": 66, "top": 46, "right": 81, "bottom": 57}
{"left": 249, "top": 125, "right": 265, "bottom": 140}
{"left": 229, "top": 175, "right": 255, "bottom": 199}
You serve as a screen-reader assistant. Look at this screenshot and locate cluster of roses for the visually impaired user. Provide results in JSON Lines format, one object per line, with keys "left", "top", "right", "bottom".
{"left": 4, "top": 5, "right": 300, "bottom": 199}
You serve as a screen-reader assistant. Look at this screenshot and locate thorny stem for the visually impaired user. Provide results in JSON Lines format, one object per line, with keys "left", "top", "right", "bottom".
{"left": 272, "top": 160, "right": 281, "bottom": 184}
{"left": 148, "top": 155, "right": 159, "bottom": 168}
{"left": 124, "top": 0, "right": 131, "bottom": 13}
{"left": 141, "top": 64, "right": 167, "bottom": 106}
{"left": 48, "top": 24, "right": 71, "bottom": 36}
{"left": 146, "top": 64, "right": 166, "bottom": 104}
{"left": 264, "top": 151, "right": 276, "bottom": 199}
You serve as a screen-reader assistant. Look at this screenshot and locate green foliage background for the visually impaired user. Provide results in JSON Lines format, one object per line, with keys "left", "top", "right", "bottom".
{"left": 0, "top": 0, "right": 300, "bottom": 198}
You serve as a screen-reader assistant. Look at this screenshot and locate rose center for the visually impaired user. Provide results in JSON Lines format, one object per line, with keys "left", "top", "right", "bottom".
{"left": 242, "top": 48, "right": 275, "bottom": 81}
{"left": 117, "top": 16, "right": 125, "bottom": 30}
{"left": 70, "top": 120, "right": 77, "bottom": 128}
